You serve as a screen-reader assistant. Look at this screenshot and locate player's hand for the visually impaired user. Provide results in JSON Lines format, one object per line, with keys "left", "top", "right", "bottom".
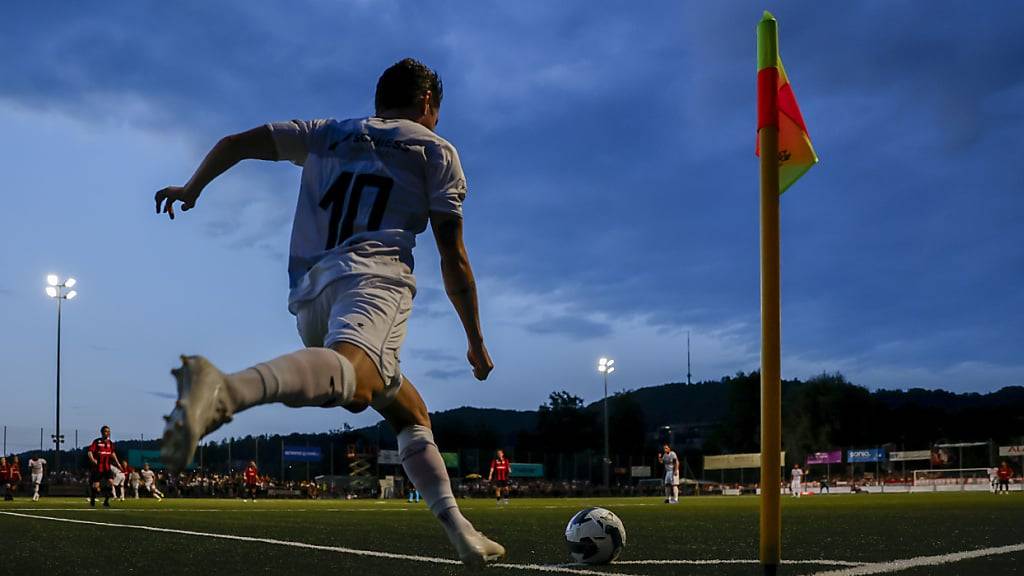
{"left": 155, "top": 185, "right": 200, "bottom": 220}
{"left": 467, "top": 342, "right": 493, "bottom": 381}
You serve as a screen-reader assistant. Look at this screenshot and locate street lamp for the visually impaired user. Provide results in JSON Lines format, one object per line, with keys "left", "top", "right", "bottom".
{"left": 597, "top": 357, "right": 616, "bottom": 490}
{"left": 45, "top": 274, "right": 77, "bottom": 471}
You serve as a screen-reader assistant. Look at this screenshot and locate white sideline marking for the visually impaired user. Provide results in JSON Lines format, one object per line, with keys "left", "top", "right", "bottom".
{"left": 810, "top": 542, "right": 1024, "bottom": 576}
{"left": 618, "top": 559, "right": 866, "bottom": 567}
{"left": 0, "top": 512, "right": 649, "bottom": 576}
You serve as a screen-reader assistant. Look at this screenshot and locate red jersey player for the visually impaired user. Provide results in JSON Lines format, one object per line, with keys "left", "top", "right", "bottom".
{"left": 0, "top": 457, "right": 11, "bottom": 501}
{"left": 243, "top": 461, "right": 259, "bottom": 502}
{"left": 8, "top": 456, "right": 23, "bottom": 497}
{"left": 488, "top": 450, "right": 511, "bottom": 505}
{"left": 87, "top": 425, "right": 122, "bottom": 508}
{"left": 997, "top": 461, "right": 1014, "bottom": 494}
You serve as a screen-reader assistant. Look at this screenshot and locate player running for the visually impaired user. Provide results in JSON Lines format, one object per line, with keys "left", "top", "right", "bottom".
{"left": 488, "top": 450, "right": 511, "bottom": 505}
{"left": 140, "top": 463, "right": 164, "bottom": 500}
{"left": 127, "top": 463, "right": 141, "bottom": 499}
{"left": 790, "top": 464, "right": 804, "bottom": 498}
{"left": 1, "top": 457, "right": 12, "bottom": 501}
{"left": 111, "top": 463, "right": 127, "bottom": 501}
{"left": 8, "top": 456, "right": 23, "bottom": 498}
{"left": 243, "top": 461, "right": 259, "bottom": 502}
{"left": 28, "top": 455, "right": 46, "bottom": 501}
{"left": 153, "top": 58, "right": 503, "bottom": 566}
{"left": 87, "top": 425, "right": 123, "bottom": 507}
{"left": 657, "top": 444, "right": 680, "bottom": 503}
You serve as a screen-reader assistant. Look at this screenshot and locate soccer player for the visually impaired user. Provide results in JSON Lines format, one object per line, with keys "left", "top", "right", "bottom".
{"left": 111, "top": 463, "right": 127, "bottom": 500}
{"left": 243, "top": 461, "right": 259, "bottom": 502}
{"left": 140, "top": 463, "right": 164, "bottom": 500}
{"left": 488, "top": 450, "right": 510, "bottom": 505}
{"left": 153, "top": 58, "right": 503, "bottom": 565}
{"left": 989, "top": 466, "right": 999, "bottom": 493}
{"left": 9, "top": 456, "right": 23, "bottom": 498}
{"left": 87, "top": 425, "right": 123, "bottom": 507}
{"left": 28, "top": 454, "right": 46, "bottom": 501}
{"left": 790, "top": 464, "right": 803, "bottom": 498}
{"left": 127, "top": 464, "right": 141, "bottom": 499}
{"left": 0, "top": 456, "right": 12, "bottom": 501}
{"left": 657, "top": 443, "right": 680, "bottom": 503}
{"left": 997, "top": 461, "right": 1013, "bottom": 494}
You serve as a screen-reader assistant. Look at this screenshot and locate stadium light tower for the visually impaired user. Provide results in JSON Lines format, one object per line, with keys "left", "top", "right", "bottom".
{"left": 46, "top": 274, "right": 77, "bottom": 472}
{"left": 598, "top": 357, "right": 616, "bottom": 490}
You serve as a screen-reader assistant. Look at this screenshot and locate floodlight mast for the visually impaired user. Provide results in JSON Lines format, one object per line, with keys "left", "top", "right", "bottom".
{"left": 45, "top": 275, "right": 77, "bottom": 471}
{"left": 597, "top": 357, "right": 616, "bottom": 490}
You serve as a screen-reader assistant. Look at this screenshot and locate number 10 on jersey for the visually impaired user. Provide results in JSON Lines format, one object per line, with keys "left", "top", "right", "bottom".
{"left": 319, "top": 171, "right": 394, "bottom": 250}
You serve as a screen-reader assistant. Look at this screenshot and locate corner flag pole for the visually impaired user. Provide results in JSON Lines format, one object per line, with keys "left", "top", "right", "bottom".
{"left": 757, "top": 12, "right": 782, "bottom": 574}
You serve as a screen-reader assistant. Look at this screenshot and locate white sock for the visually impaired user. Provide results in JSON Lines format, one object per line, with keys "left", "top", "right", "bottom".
{"left": 672, "top": 485, "right": 679, "bottom": 500}
{"left": 225, "top": 348, "right": 356, "bottom": 410}
{"left": 398, "top": 425, "right": 472, "bottom": 535}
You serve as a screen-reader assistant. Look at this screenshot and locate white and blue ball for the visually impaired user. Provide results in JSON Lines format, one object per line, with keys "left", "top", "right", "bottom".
{"left": 564, "top": 507, "right": 626, "bottom": 564}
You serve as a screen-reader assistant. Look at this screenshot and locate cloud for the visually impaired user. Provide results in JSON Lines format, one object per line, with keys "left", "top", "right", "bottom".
{"left": 407, "top": 347, "right": 460, "bottom": 363}
{"left": 147, "top": 390, "right": 177, "bottom": 400}
{"left": 525, "top": 315, "right": 612, "bottom": 340}
{"left": 424, "top": 368, "right": 467, "bottom": 381}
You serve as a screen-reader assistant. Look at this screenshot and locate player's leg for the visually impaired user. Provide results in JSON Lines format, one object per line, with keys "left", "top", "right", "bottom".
{"left": 672, "top": 479, "right": 679, "bottom": 502}
{"left": 160, "top": 345, "right": 359, "bottom": 470}
{"left": 376, "top": 375, "right": 504, "bottom": 566}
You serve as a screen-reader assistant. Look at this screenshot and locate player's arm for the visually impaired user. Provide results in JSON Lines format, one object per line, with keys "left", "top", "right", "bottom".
{"left": 431, "top": 212, "right": 492, "bottom": 381}
{"left": 155, "top": 126, "right": 278, "bottom": 220}
{"left": 87, "top": 446, "right": 98, "bottom": 466}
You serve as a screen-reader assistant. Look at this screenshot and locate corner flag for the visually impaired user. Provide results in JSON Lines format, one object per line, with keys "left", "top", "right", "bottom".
{"left": 756, "top": 11, "right": 818, "bottom": 193}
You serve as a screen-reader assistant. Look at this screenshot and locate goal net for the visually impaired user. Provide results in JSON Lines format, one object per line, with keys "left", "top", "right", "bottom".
{"left": 912, "top": 468, "right": 992, "bottom": 489}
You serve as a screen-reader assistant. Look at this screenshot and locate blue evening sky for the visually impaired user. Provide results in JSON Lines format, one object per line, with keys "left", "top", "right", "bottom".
{"left": 1, "top": 2, "right": 1021, "bottom": 451}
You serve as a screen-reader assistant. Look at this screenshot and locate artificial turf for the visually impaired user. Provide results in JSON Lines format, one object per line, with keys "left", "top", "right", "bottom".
{"left": 1, "top": 492, "right": 1021, "bottom": 575}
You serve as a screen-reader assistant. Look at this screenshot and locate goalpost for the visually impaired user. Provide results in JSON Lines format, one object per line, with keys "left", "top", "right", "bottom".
{"left": 912, "top": 468, "right": 992, "bottom": 491}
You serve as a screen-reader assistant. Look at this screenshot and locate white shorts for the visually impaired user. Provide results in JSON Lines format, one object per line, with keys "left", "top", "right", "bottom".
{"left": 294, "top": 274, "right": 412, "bottom": 408}
{"left": 791, "top": 480, "right": 802, "bottom": 491}
{"left": 664, "top": 472, "right": 678, "bottom": 486}
{"left": 31, "top": 473, "right": 43, "bottom": 485}
{"left": 112, "top": 473, "right": 125, "bottom": 486}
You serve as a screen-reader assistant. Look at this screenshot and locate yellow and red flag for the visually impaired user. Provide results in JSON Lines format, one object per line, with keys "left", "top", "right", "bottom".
{"left": 756, "top": 11, "right": 818, "bottom": 193}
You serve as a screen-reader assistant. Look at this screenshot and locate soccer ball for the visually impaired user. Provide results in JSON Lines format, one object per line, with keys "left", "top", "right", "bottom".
{"left": 564, "top": 507, "right": 626, "bottom": 564}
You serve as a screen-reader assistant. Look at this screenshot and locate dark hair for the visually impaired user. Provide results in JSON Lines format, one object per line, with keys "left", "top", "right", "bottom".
{"left": 375, "top": 58, "right": 443, "bottom": 113}
{"left": 101, "top": 425, "right": 110, "bottom": 433}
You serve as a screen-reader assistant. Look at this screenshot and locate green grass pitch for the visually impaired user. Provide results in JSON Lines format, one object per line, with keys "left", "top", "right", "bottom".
{"left": 2, "top": 493, "right": 1022, "bottom": 575}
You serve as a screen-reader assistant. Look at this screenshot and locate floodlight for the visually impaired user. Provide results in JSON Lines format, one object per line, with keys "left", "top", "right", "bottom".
{"left": 47, "top": 274, "right": 59, "bottom": 286}
{"left": 46, "top": 286, "right": 58, "bottom": 298}
{"left": 66, "top": 290, "right": 77, "bottom": 300}
{"left": 606, "top": 359, "right": 614, "bottom": 367}
{"left": 607, "top": 366, "right": 615, "bottom": 374}
{"left": 599, "top": 357, "right": 608, "bottom": 367}
{"left": 64, "top": 277, "right": 76, "bottom": 288}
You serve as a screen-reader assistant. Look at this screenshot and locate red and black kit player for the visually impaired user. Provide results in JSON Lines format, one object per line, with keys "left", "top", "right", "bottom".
{"left": 243, "top": 461, "right": 259, "bottom": 502}
{"left": 8, "top": 456, "right": 22, "bottom": 497}
{"left": 87, "top": 425, "right": 122, "bottom": 507}
{"left": 0, "top": 456, "right": 11, "bottom": 501}
{"left": 488, "top": 449, "right": 511, "bottom": 505}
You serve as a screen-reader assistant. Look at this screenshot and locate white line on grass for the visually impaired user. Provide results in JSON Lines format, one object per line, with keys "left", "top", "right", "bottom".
{"left": 810, "top": 542, "right": 1024, "bottom": 576}
{"left": 0, "top": 512, "right": 650, "bottom": 576}
{"left": 618, "top": 559, "right": 867, "bottom": 567}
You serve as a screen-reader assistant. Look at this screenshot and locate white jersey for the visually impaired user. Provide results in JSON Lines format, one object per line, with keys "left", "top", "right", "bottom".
{"left": 662, "top": 451, "right": 679, "bottom": 476}
{"left": 112, "top": 466, "right": 125, "bottom": 486}
{"left": 141, "top": 469, "right": 157, "bottom": 485}
{"left": 267, "top": 117, "right": 468, "bottom": 313}
{"left": 28, "top": 458, "right": 46, "bottom": 476}
{"left": 791, "top": 468, "right": 803, "bottom": 483}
